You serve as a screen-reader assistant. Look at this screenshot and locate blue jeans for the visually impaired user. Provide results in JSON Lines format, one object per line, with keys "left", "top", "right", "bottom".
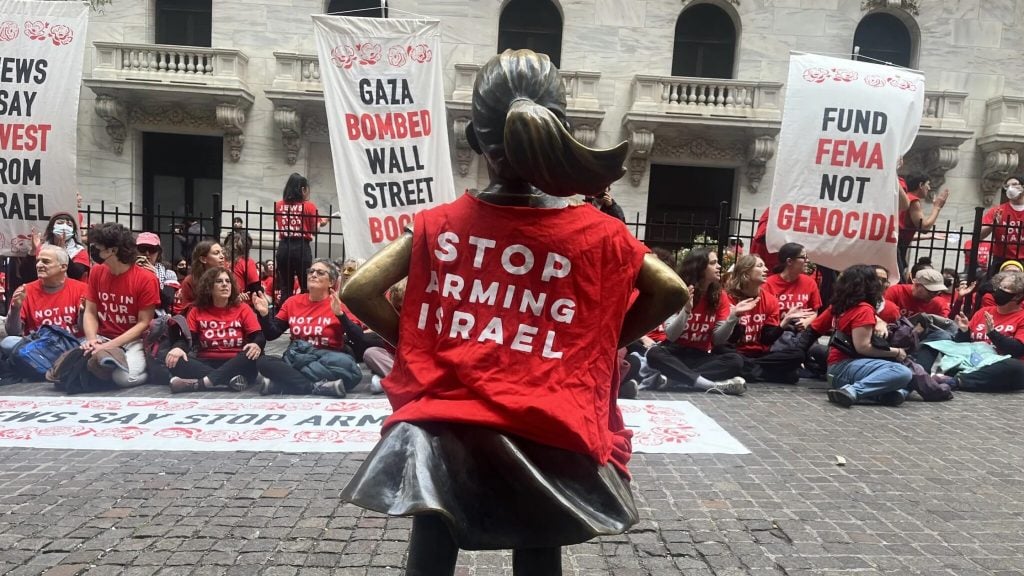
{"left": 828, "top": 358, "right": 913, "bottom": 402}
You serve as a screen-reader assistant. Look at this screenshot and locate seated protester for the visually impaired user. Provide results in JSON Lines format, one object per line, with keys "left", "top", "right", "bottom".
{"left": 261, "top": 259, "right": 276, "bottom": 300}
{"left": 33, "top": 212, "right": 90, "bottom": 280}
{"left": 1, "top": 246, "right": 87, "bottom": 360}
{"left": 358, "top": 279, "right": 405, "bottom": 394}
{"left": 224, "top": 230, "right": 262, "bottom": 298}
{"left": 885, "top": 268, "right": 951, "bottom": 318}
{"left": 80, "top": 223, "right": 161, "bottom": 388}
{"left": 973, "top": 260, "right": 1023, "bottom": 312}
{"left": 135, "top": 232, "right": 179, "bottom": 313}
{"left": 726, "top": 255, "right": 813, "bottom": 384}
{"left": 336, "top": 257, "right": 387, "bottom": 360}
{"left": 947, "top": 270, "right": 1024, "bottom": 392}
{"left": 164, "top": 267, "right": 265, "bottom": 393}
{"left": 173, "top": 258, "right": 189, "bottom": 283}
{"left": 173, "top": 240, "right": 226, "bottom": 315}
{"left": 645, "top": 247, "right": 748, "bottom": 395}
{"left": 764, "top": 242, "right": 820, "bottom": 329}
{"left": 825, "top": 265, "right": 913, "bottom": 408}
{"left": 253, "top": 259, "right": 362, "bottom": 397}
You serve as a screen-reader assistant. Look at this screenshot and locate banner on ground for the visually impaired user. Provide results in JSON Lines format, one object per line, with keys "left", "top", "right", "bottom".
{"left": 0, "top": 397, "right": 749, "bottom": 454}
{"left": 0, "top": 0, "right": 88, "bottom": 256}
{"left": 313, "top": 15, "right": 457, "bottom": 259}
{"left": 766, "top": 53, "right": 925, "bottom": 277}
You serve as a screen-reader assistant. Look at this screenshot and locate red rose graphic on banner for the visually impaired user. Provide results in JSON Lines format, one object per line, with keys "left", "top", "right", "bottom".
{"left": 864, "top": 75, "right": 886, "bottom": 88}
{"left": 408, "top": 44, "right": 432, "bottom": 63}
{"left": 95, "top": 426, "right": 146, "bottom": 440}
{"left": 887, "top": 76, "right": 916, "bottom": 91}
{"left": 0, "top": 21, "right": 18, "bottom": 41}
{"left": 155, "top": 427, "right": 200, "bottom": 439}
{"left": 387, "top": 45, "right": 407, "bottom": 67}
{"left": 24, "top": 20, "right": 48, "bottom": 40}
{"left": 36, "top": 426, "right": 94, "bottom": 437}
{"left": 830, "top": 68, "right": 858, "bottom": 82}
{"left": 331, "top": 45, "right": 355, "bottom": 69}
{"left": 48, "top": 23, "right": 73, "bottom": 46}
{"left": 802, "top": 68, "right": 829, "bottom": 83}
{"left": 355, "top": 42, "right": 381, "bottom": 65}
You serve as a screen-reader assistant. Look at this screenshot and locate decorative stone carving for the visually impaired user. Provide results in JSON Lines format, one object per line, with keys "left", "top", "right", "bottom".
{"left": 746, "top": 136, "right": 776, "bottom": 194}
{"left": 452, "top": 116, "right": 474, "bottom": 177}
{"left": 627, "top": 129, "right": 655, "bottom": 186}
{"left": 216, "top": 104, "right": 247, "bottom": 162}
{"left": 273, "top": 106, "right": 302, "bottom": 165}
{"left": 128, "top": 105, "right": 217, "bottom": 128}
{"left": 572, "top": 123, "right": 597, "bottom": 148}
{"left": 304, "top": 115, "right": 329, "bottom": 138}
{"left": 922, "top": 145, "right": 960, "bottom": 195}
{"left": 982, "top": 149, "right": 1019, "bottom": 206}
{"left": 94, "top": 95, "right": 127, "bottom": 155}
{"left": 652, "top": 137, "right": 747, "bottom": 161}
{"left": 861, "top": 0, "right": 919, "bottom": 15}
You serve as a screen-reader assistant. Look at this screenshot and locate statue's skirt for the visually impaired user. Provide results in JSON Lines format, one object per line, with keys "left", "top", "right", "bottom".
{"left": 341, "top": 421, "right": 639, "bottom": 550}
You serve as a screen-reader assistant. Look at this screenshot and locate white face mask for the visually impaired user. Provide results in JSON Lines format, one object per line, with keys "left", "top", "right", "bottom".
{"left": 1007, "top": 185, "right": 1023, "bottom": 200}
{"left": 53, "top": 223, "right": 74, "bottom": 239}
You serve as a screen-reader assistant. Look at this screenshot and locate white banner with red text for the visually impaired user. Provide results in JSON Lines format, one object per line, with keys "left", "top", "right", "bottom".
{"left": 313, "top": 16, "right": 457, "bottom": 259}
{"left": 766, "top": 53, "right": 925, "bottom": 277}
{"left": 0, "top": 397, "right": 749, "bottom": 454}
{"left": 0, "top": 0, "right": 87, "bottom": 256}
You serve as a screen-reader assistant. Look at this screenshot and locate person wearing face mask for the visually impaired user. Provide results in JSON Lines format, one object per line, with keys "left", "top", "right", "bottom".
{"left": 980, "top": 176, "right": 1024, "bottom": 276}
{"left": 944, "top": 270, "right": 1024, "bottom": 392}
{"left": 33, "top": 212, "right": 90, "bottom": 280}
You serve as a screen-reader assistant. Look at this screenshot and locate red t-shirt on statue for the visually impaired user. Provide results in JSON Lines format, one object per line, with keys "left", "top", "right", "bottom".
{"left": 385, "top": 194, "right": 649, "bottom": 466}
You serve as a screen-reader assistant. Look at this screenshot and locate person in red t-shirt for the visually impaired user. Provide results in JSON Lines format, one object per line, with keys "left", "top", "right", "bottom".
{"left": 897, "top": 174, "right": 949, "bottom": 280}
{"left": 173, "top": 241, "right": 226, "bottom": 315}
{"left": 164, "top": 268, "right": 265, "bottom": 393}
{"left": 980, "top": 175, "right": 1024, "bottom": 274}
{"left": 336, "top": 51, "right": 687, "bottom": 576}
{"left": 223, "top": 229, "right": 262, "bottom": 298}
{"left": 79, "top": 223, "right": 161, "bottom": 388}
{"left": 645, "top": 247, "right": 748, "bottom": 394}
{"left": 725, "top": 255, "right": 814, "bottom": 384}
{"left": 750, "top": 209, "right": 779, "bottom": 272}
{"left": 764, "top": 242, "right": 821, "bottom": 328}
{"left": 949, "top": 270, "right": 1024, "bottom": 392}
{"left": 32, "top": 212, "right": 91, "bottom": 280}
{"left": 884, "top": 268, "right": 951, "bottom": 317}
{"left": 253, "top": 259, "right": 362, "bottom": 397}
{"left": 274, "top": 173, "right": 324, "bottom": 305}
{"left": 824, "top": 265, "right": 913, "bottom": 407}
{"left": 1, "top": 247, "right": 88, "bottom": 368}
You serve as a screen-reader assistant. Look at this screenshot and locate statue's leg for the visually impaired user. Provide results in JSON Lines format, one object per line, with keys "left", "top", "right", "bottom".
{"left": 512, "top": 547, "right": 562, "bottom": 575}
{"left": 406, "top": 514, "right": 459, "bottom": 576}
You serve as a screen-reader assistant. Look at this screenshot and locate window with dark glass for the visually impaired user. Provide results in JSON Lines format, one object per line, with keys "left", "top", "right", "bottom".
{"left": 155, "top": 0, "right": 211, "bottom": 47}
{"left": 497, "top": 0, "right": 562, "bottom": 68}
{"left": 672, "top": 4, "right": 736, "bottom": 78}
{"left": 326, "top": 0, "right": 388, "bottom": 18}
{"left": 852, "top": 13, "right": 912, "bottom": 67}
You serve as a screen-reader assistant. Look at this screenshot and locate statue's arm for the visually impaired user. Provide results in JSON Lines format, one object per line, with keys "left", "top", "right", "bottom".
{"left": 340, "top": 232, "right": 412, "bottom": 347}
{"left": 619, "top": 254, "right": 689, "bottom": 348}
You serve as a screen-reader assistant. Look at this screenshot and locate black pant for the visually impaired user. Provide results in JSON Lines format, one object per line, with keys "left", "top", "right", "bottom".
{"left": 276, "top": 237, "right": 312, "bottom": 305}
{"left": 406, "top": 514, "right": 561, "bottom": 576}
{"left": 169, "top": 351, "right": 258, "bottom": 386}
{"left": 645, "top": 343, "right": 743, "bottom": 386}
{"left": 256, "top": 356, "right": 315, "bottom": 393}
{"left": 957, "top": 359, "right": 1024, "bottom": 392}
{"left": 741, "top": 348, "right": 805, "bottom": 383}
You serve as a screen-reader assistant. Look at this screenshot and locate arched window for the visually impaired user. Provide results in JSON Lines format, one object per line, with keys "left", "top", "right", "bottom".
{"left": 155, "top": 0, "right": 211, "bottom": 47}
{"left": 326, "top": 0, "right": 388, "bottom": 18}
{"left": 852, "top": 13, "right": 912, "bottom": 67}
{"left": 672, "top": 4, "right": 736, "bottom": 79}
{"left": 497, "top": 0, "right": 562, "bottom": 68}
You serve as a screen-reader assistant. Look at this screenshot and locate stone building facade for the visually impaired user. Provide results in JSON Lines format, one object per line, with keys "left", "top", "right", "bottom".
{"left": 76, "top": 0, "right": 1024, "bottom": 248}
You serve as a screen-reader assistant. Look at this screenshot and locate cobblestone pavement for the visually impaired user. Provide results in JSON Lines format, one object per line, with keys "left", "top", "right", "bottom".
{"left": 0, "top": 375, "right": 1021, "bottom": 576}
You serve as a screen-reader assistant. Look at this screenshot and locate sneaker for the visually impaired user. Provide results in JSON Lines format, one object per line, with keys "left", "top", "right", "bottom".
{"left": 311, "top": 379, "right": 346, "bottom": 398}
{"left": 827, "top": 387, "right": 856, "bottom": 408}
{"left": 706, "top": 377, "right": 746, "bottom": 396}
{"left": 257, "top": 375, "right": 280, "bottom": 396}
{"left": 368, "top": 374, "right": 384, "bottom": 394}
{"left": 169, "top": 377, "right": 201, "bottom": 394}
{"left": 619, "top": 379, "right": 638, "bottom": 399}
{"left": 227, "top": 375, "right": 249, "bottom": 392}
{"left": 640, "top": 373, "right": 668, "bottom": 391}
{"left": 877, "top": 390, "right": 906, "bottom": 406}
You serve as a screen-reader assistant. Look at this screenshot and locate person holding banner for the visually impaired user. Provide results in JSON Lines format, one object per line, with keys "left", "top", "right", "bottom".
{"left": 274, "top": 173, "right": 324, "bottom": 305}
{"left": 339, "top": 49, "right": 685, "bottom": 575}
{"left": 980, "top": 175, "right": 1024, "bottom": 276}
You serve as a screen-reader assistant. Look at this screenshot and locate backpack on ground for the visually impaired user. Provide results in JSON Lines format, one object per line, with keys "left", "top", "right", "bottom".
{"left": 10, "top": 325, "right": 82, "bottom": 380}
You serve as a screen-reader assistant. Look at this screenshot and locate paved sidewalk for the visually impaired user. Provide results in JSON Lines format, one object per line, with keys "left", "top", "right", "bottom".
{"left": 0, "top": 378, "right": 1021, "bottom": 575}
